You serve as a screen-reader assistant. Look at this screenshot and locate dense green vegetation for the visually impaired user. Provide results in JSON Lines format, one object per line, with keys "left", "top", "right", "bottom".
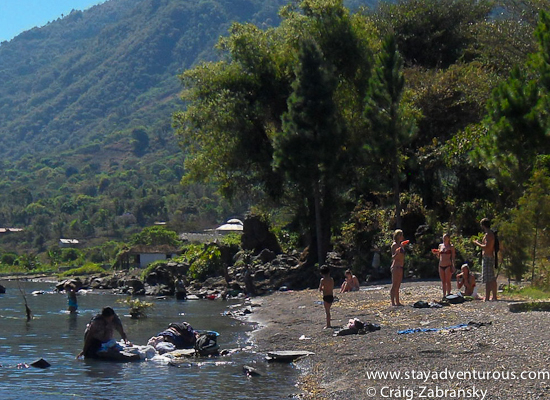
{"left": 174, "top": 0, "right": 550, "bottom": 282}
{"left": 0, "top": 0, "right": 548, "bottom": 286}
{"left": 0, "top": 0, "right": 292, "bottom": 258}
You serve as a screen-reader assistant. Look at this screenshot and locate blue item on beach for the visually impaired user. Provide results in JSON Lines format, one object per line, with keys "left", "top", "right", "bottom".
{"left": 196, "top": 330, "right": 220, "bottom": 337}
{"left": 397, "top": 323, "right": 468, "bottom": 335}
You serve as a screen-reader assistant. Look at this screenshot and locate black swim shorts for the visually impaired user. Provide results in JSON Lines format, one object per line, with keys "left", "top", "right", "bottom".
{"left": 323, "top": 295, "right": 334, "bottom": 304}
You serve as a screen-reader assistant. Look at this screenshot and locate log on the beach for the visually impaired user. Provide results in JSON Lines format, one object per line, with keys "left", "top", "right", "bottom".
{"left": 509, "top": 302, "right": 550, "bottom": 313}
{"left": 265, "top": 350, "right": 315, "bottom": 362}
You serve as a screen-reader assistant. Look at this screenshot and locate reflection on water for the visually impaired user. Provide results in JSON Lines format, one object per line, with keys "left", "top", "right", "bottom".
{"left": 0, "top": 280, "right": 300, "bottom": 399}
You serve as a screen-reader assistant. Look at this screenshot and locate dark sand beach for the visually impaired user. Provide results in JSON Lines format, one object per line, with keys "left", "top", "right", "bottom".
{"left": 246, "top": 280, "right": 550, "bottom": 399}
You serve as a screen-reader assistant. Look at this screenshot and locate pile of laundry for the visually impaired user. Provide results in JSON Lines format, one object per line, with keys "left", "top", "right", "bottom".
{"left": 334, "top": 318, "right": 381, "bottom": 336}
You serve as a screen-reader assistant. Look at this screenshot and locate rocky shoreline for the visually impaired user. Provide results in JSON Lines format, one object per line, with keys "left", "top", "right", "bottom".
{"left": 3, "top": 270, "right": 549, "bottom": 399}
{"left": 4, "top": 269, "right": 550, "bottom": 399}
{"left": 242, "top": 280, "right": 550, "bottom": 400}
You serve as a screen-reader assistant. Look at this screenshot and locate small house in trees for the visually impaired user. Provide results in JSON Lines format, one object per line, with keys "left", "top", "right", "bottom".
{"left": 59, "top": 238, "right": 79, "bottom": 248}
{"left": 214, "top": 219, "right": 244, "bottom": 235}
{"left": 116, "top": 245, "right": 181, "bottom": 269}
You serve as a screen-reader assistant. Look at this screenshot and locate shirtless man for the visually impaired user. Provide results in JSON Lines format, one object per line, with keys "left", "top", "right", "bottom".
{"left": 473, "top": 218, "right": 497, "bottom": 301}
{"left": 77, "top": 307, "right": 131, "bottom": 359}
{"left": 319, "top": 265, "right": 335, "bottom": 329}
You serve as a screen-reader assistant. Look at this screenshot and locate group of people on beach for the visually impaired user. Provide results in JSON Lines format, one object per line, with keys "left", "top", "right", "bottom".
{"left": 319, "top": 218, "right": 499, "bottom": 328}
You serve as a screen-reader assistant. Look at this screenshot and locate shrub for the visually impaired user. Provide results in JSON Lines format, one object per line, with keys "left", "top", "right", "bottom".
{"left": 59, "top": 263, "right": 106, "bottom": 277}
{"left": 184, "top": 243, "right": 223, "bottom": 281}
{"left": 117, "top": 297, "right": 154, "bottom": 318}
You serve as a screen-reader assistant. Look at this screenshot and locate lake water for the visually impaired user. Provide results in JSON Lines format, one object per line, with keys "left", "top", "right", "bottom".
{"left": 0, "top": 280, "right": 301, "bottom": 399}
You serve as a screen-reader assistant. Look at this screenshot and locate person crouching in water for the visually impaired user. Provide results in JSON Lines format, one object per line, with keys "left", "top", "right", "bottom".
{"left": 77, "top": 306, "right": 130, "bottom": 359}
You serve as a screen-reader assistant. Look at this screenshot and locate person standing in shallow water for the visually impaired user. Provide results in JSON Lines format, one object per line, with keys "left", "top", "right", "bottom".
{"left": 390, "top": 229, "right": 406, "bottom": 306}
{"left": 65, "top": 283, "right": 78, "bottom": 314}
{"left": 474, "top": 218, "right": 498, "bottom": 301}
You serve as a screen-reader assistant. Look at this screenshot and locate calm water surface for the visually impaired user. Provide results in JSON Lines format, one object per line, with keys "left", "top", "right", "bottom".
{"left": 0, "top": 280, "right": 301, "bottom": 399}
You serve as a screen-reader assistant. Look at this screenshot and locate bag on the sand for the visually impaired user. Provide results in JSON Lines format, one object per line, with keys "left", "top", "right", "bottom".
{"left": 413, "top": 300, "right": 430, "bottom": 308}
{"left": 445, "top": 294, "right": 465, "bottom": 304}
{"left": 195, "top": 332, "right": 219, "bottom": 356}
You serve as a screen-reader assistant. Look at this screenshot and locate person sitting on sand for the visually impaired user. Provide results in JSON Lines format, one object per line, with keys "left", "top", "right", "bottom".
{"left": 456, "top": 264, "right": 482, "bottom": 300}
{"left": 77, "top": 307, "right": 131, "bottom": 359}
{"left": 319, "top": 265, "right": 335, "bottom": 329}
{"left": 340, "top": 269, "right": 360, "bottom": 293}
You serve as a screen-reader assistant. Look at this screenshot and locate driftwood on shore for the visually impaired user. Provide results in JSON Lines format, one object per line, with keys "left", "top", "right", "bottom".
{"left": 265, "top": 350, "right": 315, "bottom": 362}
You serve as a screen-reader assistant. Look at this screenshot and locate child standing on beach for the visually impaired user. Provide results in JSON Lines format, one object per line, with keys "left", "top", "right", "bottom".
{"left": 390, "top": 229, "right": 406, "bottom": 306}
{"left": 319, "top": 265, "right": 334, "bottom": 329}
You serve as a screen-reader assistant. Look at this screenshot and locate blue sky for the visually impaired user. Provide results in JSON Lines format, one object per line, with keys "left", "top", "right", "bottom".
{"left": 0, "top": 0, "right": 105, "bottom": 42}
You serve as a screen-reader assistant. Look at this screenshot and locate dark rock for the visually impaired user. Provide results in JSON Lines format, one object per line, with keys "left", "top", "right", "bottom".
{"left": 0, "top": 284, "right": 5, "bottom": 294}
{"left": 241, "top": 215, "right": 282, "bottom": 255}
{"left": 30, "top": 358, "right": 51, "bottom": 369}
{"left": 257, "top": 249, "right": 276, "bottom": 264}
{"left": 203, "top": 276, "right": 227, "bottom": 288}
{"left": 253, "top": 269, "right": 267, "bottom": 282}
{"left": 145, "top": 284, "right": 172, "bottom": 296}
{"left": 56, "top": 278, "right": 83, "bottom": 292}
{"left": 243, "top": 365, "right": 263, "bottom": 377}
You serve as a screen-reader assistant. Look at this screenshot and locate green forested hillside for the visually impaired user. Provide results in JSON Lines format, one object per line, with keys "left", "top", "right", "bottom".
{"left": 0, "top": 0, "right": 548, "bottom": 283}
{"left": 0, "top": 0, "right": 294, "bottom": 255}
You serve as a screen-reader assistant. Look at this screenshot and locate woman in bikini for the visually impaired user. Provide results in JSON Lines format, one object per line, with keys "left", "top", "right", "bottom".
{"left": 390, "top": 229, "right": 406, "bottom": 306}
{"left": 435, "top": 233, "right": 455, "bottom": 297}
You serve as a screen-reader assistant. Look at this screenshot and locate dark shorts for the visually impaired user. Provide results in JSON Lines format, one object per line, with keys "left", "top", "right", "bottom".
{"left": 84, "top": 338, "right": 103, "bottom": 359}
{"left": 323, "top": 295, "right": 334, "bottom": 304}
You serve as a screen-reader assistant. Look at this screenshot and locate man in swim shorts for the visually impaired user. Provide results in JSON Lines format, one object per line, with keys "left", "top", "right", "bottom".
{"left": 474, "top": 218, "right": 497, "bottom": 301}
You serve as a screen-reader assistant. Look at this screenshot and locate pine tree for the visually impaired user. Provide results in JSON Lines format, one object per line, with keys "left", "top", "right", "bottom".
{"left": 363, "top": 34, "right": 416, "bottom": 228}
{"left": 274, "top": 37, "right": 345, "bottom": 265}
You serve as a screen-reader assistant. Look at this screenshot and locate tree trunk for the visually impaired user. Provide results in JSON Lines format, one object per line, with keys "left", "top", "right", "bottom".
{"left": 313, "top": 180, "right": 324, "bottom": 266}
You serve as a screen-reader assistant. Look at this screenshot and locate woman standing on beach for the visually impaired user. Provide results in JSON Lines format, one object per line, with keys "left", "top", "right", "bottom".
{"left": 435, "top": 233, "right": 455, "bottom": 298}
{"left": 390, "top": 229, "right": 406, "bottom": 306}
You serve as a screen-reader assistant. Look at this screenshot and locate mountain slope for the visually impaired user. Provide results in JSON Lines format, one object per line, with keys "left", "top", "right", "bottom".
{"left": 0, "top": 0, "right": 286, "bottom": 159}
